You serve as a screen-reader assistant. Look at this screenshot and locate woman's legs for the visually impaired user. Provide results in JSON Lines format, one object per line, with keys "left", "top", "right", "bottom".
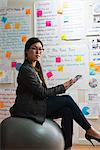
{"left": 46, "top": 96, "right": 73, "bottom": 148}
{"left": 46, "top": 95, "right": 92, "bottom": 148}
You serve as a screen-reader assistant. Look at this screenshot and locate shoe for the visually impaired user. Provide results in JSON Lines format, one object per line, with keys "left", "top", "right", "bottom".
{"left": 85, "top": 133, "right": 100, "bottom": 146}
{"left": 64, "top": 147, "right": 71, "bottom": 150}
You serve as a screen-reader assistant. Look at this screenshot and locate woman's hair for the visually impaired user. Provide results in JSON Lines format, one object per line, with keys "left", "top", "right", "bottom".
{"left": 24, "top": 37, "right": 43, "bottom": 59}
{"left": 24, "top": 37, "right": 47, "bottom": 88}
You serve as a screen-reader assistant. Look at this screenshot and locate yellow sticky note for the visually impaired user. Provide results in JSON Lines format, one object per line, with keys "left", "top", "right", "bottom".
{"left": 63, "top": 2, "right": 69, "bottom": 8}
{"left": 75, "top": 56, "right": 83, "bottom": 62}
{"left": 89, "top": 62, "right": 95, "bottom": 69}
{"left": 57, "top": 8, "right": 63, "bottom": 14}
{"left": 61, "top": 34, "right": 67, "bottom": 40}
{"left": 57, "top": 66, "right": 63, "bottom": 72}
{"left": 15, "top": 23, "right": 21, "bottom": 29}
{"left": 5, "top": 23, "right": 11, "bottom": 29}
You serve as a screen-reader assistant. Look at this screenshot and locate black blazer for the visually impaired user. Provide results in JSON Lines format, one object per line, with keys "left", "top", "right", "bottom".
{"left": 10, "top": 60, "right": 66, "bottom": 124}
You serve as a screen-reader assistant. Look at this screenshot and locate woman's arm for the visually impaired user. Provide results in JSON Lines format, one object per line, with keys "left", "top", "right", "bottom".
{"left": 19, "top": 66, "right": 66, "bottom": 98}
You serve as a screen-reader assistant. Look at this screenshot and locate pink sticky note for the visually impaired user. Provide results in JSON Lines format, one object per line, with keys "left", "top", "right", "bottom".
{"left": 46, "top": 21, "right": 51, "bottom": 27}
{"left": 11, "top": 62, "right": 17, "bottom": 68}
{"left": 46, "top": 72, "right": 53, "bottom": 78}
{"left": 56, "top": 57, "right": 61, "bottom": 63}
{"left": 37, "top": 10, "right": 42, "bottom": 17}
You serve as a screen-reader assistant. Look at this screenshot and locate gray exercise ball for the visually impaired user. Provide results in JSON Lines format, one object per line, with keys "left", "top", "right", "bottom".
{"left": 1, "top": 117, "right": 64, "bottom": 150}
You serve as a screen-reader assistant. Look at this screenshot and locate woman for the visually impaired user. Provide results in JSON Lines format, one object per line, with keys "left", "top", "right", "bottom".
{"left": 10, "top": 37, "right": 100, "bottom": 150}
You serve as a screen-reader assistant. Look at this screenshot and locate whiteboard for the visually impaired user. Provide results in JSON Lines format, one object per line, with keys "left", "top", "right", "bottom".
{"left": 41, "top": 41, "right": 89, "bottom": 89}
{"left": 0, "top": 7, "right": 32, "bottom": 58}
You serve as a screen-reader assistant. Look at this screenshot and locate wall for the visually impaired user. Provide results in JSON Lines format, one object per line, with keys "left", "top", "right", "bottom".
{"left": 0, "top": 0, "right": 100, "bottom": 145}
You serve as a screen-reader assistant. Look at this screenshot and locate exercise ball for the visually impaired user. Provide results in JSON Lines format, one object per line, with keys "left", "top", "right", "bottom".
{"left": 1, "top": 117, "right": 64, "bottom": 150}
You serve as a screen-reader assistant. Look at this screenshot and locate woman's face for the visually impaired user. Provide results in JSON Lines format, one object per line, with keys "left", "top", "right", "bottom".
{"left": 26, "top": 42, "right": 44, "bottom": 62}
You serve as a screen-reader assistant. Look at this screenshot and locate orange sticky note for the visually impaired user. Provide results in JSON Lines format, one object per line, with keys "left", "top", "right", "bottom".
{"left": 0, "top": 70, "right": 4, "bottom": 77}
{"left": 15, "top": 23, "right": 21, "bottom": 29}
{"left": 22, "top": 36, "right": 27, "bottom": 43}
{"left": 26, "top": 9, "right": 31, "bottom": 14}
{"left": 5, "top": 23, "right": 11, "bottom": 29}
{"left": 95, "top": 65, "right": 100, "bottom": 72}
{"left": 5, "top": 51, "right": 11, "bottom": 59}
{"left": 0, "top": 102, "right": 5, "bottom": 108}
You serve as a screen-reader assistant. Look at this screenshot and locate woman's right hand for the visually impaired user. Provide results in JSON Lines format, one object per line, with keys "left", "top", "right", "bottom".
{"left": 63, "top": 79, "right": 74, "bottom": 90}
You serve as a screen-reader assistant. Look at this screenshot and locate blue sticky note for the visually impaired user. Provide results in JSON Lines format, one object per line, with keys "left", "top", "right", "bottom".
{"left": 82, "top": 106, "right": 90, "bottom": 116}
{"left": 16, "top": 63, "right": 22, "bottom": 71}
{"left": 1, "top": 17, "right": 7, "bottom": 23}
{"left": 89, "top": 69, "right": 95, "bottom": 75}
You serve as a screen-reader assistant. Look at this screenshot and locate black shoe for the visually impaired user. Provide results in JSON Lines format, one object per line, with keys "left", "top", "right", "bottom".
{"left": 85, "top": 133, "right": 100, "bottom": 146}
{"left": 64, "top": 148, "right": 71, "bottom": 150}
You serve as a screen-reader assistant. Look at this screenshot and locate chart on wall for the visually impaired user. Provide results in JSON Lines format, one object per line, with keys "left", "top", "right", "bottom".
{"left": 34, "top": 0, "right": 87, "bottom": 46}
{"left": 0, "top": 7, "right": 32, "bottom": 83}
{"left": 87, "top": 36, "right": 100, "bottom": 90}
{"left": 0, "top": 7, "right": 32, "bottom": 58}
{"left": 41, "top": 41, "right": 89, "bottom": 89}
{"left": 86, "top": 0, "right": 100, "bottom": 36}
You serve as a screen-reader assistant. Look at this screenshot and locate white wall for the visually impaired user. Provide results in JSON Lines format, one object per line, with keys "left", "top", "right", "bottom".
{"left": 0, "top": 0, "right": 100, "bottom": 145}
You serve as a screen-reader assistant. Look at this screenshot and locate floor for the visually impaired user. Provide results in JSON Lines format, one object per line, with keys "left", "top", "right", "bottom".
{"left": 72, "top": 145, "right": 100, "bottom": 150}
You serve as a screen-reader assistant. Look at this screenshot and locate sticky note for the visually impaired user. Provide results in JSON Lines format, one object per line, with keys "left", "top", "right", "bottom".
{"left": 1, "top": 16, "right": 7, "bottom": 23}
{"left": 63, "top": 2, "right": 69, "bottom": 8}
{"left": 5, "top": 23, "right": 11, "bottom": 29}
{"left": 61, "top": 34, "right": 67, "bottom": 40}
{"left": 89, "top": 62, "right": 95, "bottom": 69}
{"left": 37, "top": 10, "right": 42, "bottom": 17}
{"left": 56, "top": 57, "right": 61, "bottom": 63}
{"left": 0, "top": 70, "right": 4, "bottom": 77}
{"left": 64, "top": 16, "right": 69, "bottom": 23}
{"left": 95, "top": 65, "right": 100, "bottom": 72}
{"left": 75, "top": 56, "right": 83, "bottom": 62}
{"left": 46, "top": 21, "right": 51, "bottom": 27}
{"left": 0, "top": 102, "right": 5, "bottom": 108}
{"left": 26, "top": 9, "right": 31, "bottom": 14}
{"left": 57, "top": 8, "right": 63, "bottom": 14}
{"left": 22, "top": 35, "right": 27, "bottom": 43}
{"left": 16, "top": 63, "right": 22, "bottom": 71}
{"left": 5, "top": 51, "right": 11, "bottom": 59}
{"left": 57, "top": 66, "right": 63, "bottom": 72}
{"left": 11, "top": 62, "right": 17, "bottom": 68}
{"left": 89, "top": 69, "right": 95, "bottom": 75}
{"left": 46, "top": 72, "right": 53, "bottom": 78}
{"left": 15, "top": 23, "right": 21, "bottom": 29}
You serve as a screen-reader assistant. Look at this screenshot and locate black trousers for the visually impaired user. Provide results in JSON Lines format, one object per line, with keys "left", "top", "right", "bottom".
{"left": 46, "top": 95, "right": 91, "bottom": 148}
